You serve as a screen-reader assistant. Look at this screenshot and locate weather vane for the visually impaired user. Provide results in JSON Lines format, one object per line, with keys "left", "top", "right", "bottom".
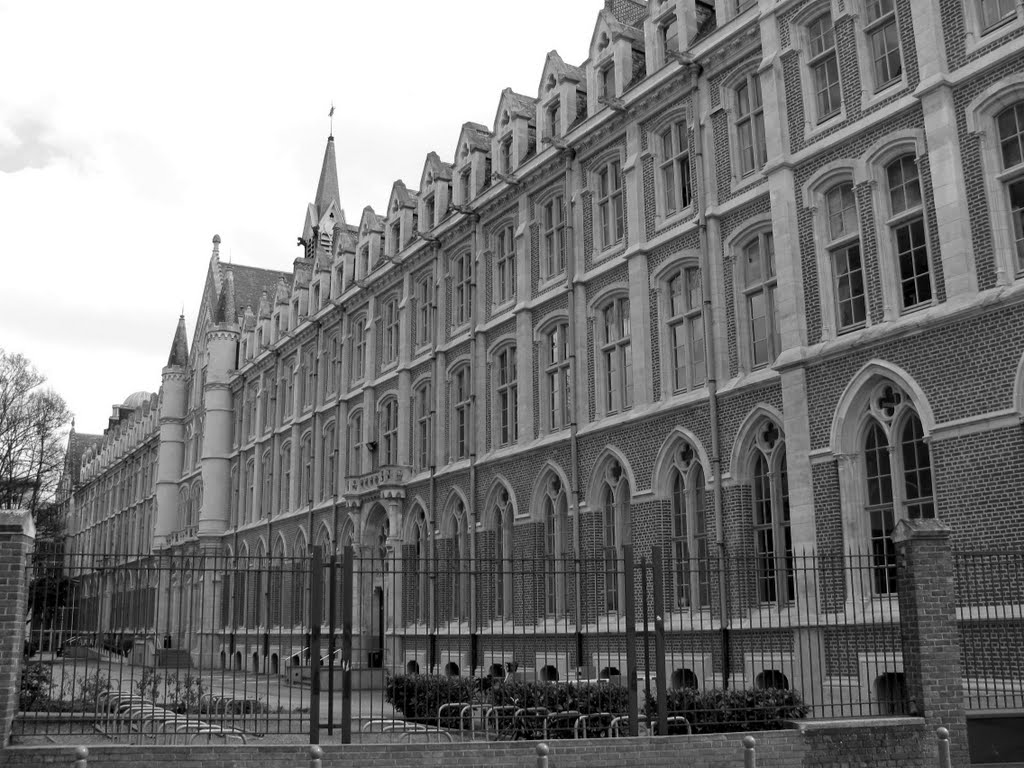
{"left": 329, "top": 102, "right": 335, "bottom": 138}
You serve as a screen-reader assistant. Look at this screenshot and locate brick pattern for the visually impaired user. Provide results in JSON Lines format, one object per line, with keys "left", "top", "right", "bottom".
{"left": 0, "top": 523, "right": 31, "bottom": 748}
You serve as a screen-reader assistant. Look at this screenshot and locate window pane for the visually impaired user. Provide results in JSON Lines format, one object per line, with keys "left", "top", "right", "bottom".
{"left": 1010, "top": 179, "right": 1024, "bottom": 273}
{"left": 833, "top": 244, "right": 867, "bottom": 329}
{"left": 999, "top": 103, "right": 1024, "bottom": 169}
{"left": 895, "top": 217, "right": 931, "bottom": 309}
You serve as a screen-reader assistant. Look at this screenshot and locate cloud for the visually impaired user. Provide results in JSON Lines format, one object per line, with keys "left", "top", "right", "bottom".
{"left": 0, "top": 115, "right": 71, "bottom": 173}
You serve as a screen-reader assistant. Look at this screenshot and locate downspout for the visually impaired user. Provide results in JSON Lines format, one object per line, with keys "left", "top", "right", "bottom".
{"left": 428, "top": 246, "right": 441, "bottom": 651}
{"left": 468, "top": 214, "right": 481, "bottom": 659}
{"left": 307, "top": 321, "right": 322, "bottom": 555}
{"left": 691, "top": 61, "right": 729, "bottom": 688}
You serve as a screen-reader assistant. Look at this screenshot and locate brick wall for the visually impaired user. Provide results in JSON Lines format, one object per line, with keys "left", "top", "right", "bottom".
{"left": 0, "top": 510, "right": 35, "bottom": 748}
{"left": 0, "top": 721, "right": 931, "bottom": 768}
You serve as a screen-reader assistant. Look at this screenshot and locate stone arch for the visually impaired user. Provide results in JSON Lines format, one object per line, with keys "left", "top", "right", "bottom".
{"left": 529, "top": 461, "right": 571, "bottom": 523}
{"left": 651, "top": 427, "right": 712, "bottom": 498}
{"left": 585, "top": 446, "right": 636, "bottom": 511}
{"left": 483, "top": 475, "right": 518, "bottom": 525}
{"left": 729, "top": 404, "right": 786, "bottom": 484}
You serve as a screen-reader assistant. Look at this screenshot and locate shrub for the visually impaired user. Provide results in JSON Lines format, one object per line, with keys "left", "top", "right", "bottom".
{"left": 643, "top": 686, "right": 809, "bottom": 734}
{"left": 20, "top": 663, "right": 52, "bottom": 711}
{"left": 134, "top": 667, "right": 161, "bottom": 703}
{"left": 164, "top": 672, "right": 206, "bottom": 714}
{"left": 489, "top": 680, "right": 630, "bottom": 717}
{"left": 385, "top": 674, "right": 481, "bottom": 725}
{"left": 76, "top": 670, "right": 113, "bottom": 711}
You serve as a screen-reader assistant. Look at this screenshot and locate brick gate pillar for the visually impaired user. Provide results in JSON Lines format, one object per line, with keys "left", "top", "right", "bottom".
{"left": 893, "top": 518, "right": 968, "bottom": 767}
{"left": 0, "top": 509, "right": 36, "bottom": 747}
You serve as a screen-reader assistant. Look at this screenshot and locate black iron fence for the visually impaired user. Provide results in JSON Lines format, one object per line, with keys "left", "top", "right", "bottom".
{"left": 17, "top": 546, "right": 914, "bottom": 744}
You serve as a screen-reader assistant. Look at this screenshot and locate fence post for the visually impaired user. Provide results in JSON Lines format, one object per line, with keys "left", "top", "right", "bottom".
{"left": 892, "top": 521, "right": 968, "bottom": 768}
{"left": 340, "top": 545, "right": 354, "bottom": 744}
{"left": 536, "top": 742, "right": 550, "bottom": 768}
{"left": 936, "top": 727, "right": 951, "bottom": 768}
{"left": 309, "top": 548, "right": 323, "bottom": 745}
{"left": 623, "top": 544, "right": 639, "bottom": 736}
{"left": 650, "top": 547, "right": 668, "bottom": 736}
{"left": 0, "top": 509, "right": 35, "bottom": 748}
{"left": 73, "top": 746, "right": 89, "bottom": 768}
{"left": 742, "top": 736, "right": 756, "bottom": 768}
{"left": 309, "top": 744, "right": 323, "bottom": 768}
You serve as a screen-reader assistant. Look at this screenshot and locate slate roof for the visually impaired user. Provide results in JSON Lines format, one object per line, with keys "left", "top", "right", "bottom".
{"left": 231, "top": 264, "right": 292, "bottom": 315}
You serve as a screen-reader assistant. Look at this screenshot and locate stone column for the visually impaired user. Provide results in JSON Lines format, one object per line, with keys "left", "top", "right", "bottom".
{"left": 0, "top": 510, "right": 36, "bottom": 747}
{"left": 893, "top": 518, "right": 968, "bottom": 768}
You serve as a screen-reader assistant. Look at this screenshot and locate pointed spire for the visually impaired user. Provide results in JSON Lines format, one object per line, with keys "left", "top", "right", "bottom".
{"left": 214, "top": 267, "right": 236, "bottom": 324}
{"left": 167, "top": 315, "right": 189, "bottom": 367}
{"left": 314, "top": 136, "right": 341, "bottom": 220}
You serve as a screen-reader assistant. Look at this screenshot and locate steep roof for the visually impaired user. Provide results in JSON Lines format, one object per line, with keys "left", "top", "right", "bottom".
{"left": 230, "top": 263, "right": 292, "bottom": 315}
{"left": 167, "top": 315, "right": 189, "bottom": 367}
{"left": 66, "top": 430, "right": 102, "bottom": 485}
{"left": 314, "top": 136, "right": 341, "bottom": 221}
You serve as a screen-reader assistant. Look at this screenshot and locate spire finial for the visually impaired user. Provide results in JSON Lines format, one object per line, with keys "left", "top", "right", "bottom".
{"left": 212, "top": 233, "right": 221, "bottom": 258}
{"left": 328, "top": 102, "right": 335, "bottom": 139}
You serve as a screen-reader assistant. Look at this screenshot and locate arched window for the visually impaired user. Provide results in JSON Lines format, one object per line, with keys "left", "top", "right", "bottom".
{"left": 824, "top": 181, "right": 866, "bottom": 332}
{"left": 414, "top": 380, "right": 432, "bottom": 471}
{"left": 351, "top": 314, "right": 367, "bottom": 383}
{"left": 734, "top": 72, "right": 766, "bottom": 177}
{"left": 245, "top": 458, "right": 255, "bottom": 525}
{"left": 666, "top": 266, "right": 705, "bottom": 393}
{"left": 599, "top": 459, "right": 631, "bottom": 613}
{"left": 861, "top": 383, "right": 934, "bottom": 594}
{"left": 492, "top": 486, "right": 513, "bottom": 619}
{"left": 495, "top": 225, "right": 516, "bottom": 305}
{"left": 998, "top": 100, "right": 1024, "bottom": 273}
{"left": 280, "top": 442, "right": 292, "bottom": 513}
{"left": 452, "top": 365, "right": 472, "bottom": 460}
{"left": 260, "top": 451, "right": 272, "bottom": 519}
{"left": 658, "top": 119, "right": 692, "bottom": 214}
{"left": 321, "top": 424, "right": 336, "bottom": 499}
{"left": 670, "top": 445, "right": 709, "bottom": 610}
{"left": 494, "top": 345, "right": 518, "bottom": 446}
{"left": 599, "top": 296, "right": 633, "bottom": 415}
{"left": 411, "top": 507, "right": 428, "bottom": 624}
{"left": 452, "top": 252, "right": 472, "bottom": 326}
{"left": 379, "top": 399, "right": 399, "bottom": 466}
{"left": 348, "top": 411, "right": 362, "bottom": 476}
{"left": 298, "top": 434, "right": 313, "bottom": 508}
{"left": 740, "top": 231, "right": 780, "bottom": 367}
{"left": 543, "top": 320, "right": 571, "bottom": 432}
{"left": 382, "top": 297, "right": 399, "bottom": 365}
{"left": 751, "top": 420, "right": 794, "bottom": 605}
{"left": 449, "top": 499, "right": 471, "bottom": 622}
{"left": 542, "top": 473, "right": 569, "bottom": 617}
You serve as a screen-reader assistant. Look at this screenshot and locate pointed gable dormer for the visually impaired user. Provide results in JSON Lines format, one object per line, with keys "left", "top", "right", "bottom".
{"left": 167, "top": 315, "right": 189, "bottom": 368}
{"left": 301, "top": 135, "right": 346, "bottom": 260}
{"left": 356, "top": 207, "right": 385, "bottom": 283}
{"left": 492, "top": 89, "right": 538, "bottom": 179}
{"left": 588, "top": 4, "right": 647, "bottom": 116}
{"left": 385, "top": 181, "right": 418, "bottom": 259}
{"left": 453, "top": 122, "right": 493, "bottom": 207}
{"left": 213, "top": 267, "right": 237, "bottom": 326}
{"left": 333, "top": 224, "right": 358, "bottom": 299}
{"left": 418, "top": 152, "right": 453, "bottom": 232}
{"left": 537, "top": 51, "right": 587, "bottom": 144}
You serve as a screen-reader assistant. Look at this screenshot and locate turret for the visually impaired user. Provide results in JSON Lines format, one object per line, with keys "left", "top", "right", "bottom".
{"left": 153, "top": 314, "right": 189, "bottom": 548}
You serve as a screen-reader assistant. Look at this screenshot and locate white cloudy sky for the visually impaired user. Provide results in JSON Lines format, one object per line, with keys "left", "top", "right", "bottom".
{"left": 0, "top": 0, "right": 599, "bottom": 435}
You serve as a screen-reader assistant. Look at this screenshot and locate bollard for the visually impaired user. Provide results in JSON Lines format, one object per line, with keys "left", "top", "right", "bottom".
{"left": 536, "top": 742, "right": 550, "bottom": 768}
{"left": 743, "top": 735, "right": 756, "bottom": 768}
{"left": 936, "top": 727, "right": 951, "bottom": 768}
{"left": 310, "top": 744, "right": 324, "bottom": 768}
{"left": 73, "top": 746, "right": 88, "bottom": 768}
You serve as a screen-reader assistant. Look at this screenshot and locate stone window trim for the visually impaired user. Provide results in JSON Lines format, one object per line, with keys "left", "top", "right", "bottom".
{"left": 586, "top": 450, "right": 634, "bottom": 615}
{"left": 590, "top": 288, "right": 634, "bottom": 418}
{"left": 786, "top": 0, "right": 849, "bottom": 138}
{"left": 320, "top": 421, "right": 337, "bottom": 500}
{"left": 801, "top": 162, "right": 869, "bottom": 341}
{"left": 725, "top": 215, "right": 780, "bottom": 374}
{"left": 965, "top": 75, "right": 1024, "bottom": 285}
{"left": 412, "top": 376, "right": 433, "bottom": 472}
{"left": 447, "top": 359, "right": 473, "bottom": 463}
{"left": 489, "top": 337, "right": 519, "bottom": 448}
{"left": 378, "top": 293, "right": 401, "bottom": 369}
{"left": 860, "top": 131, "right": 937, "bottom": 320}
{"left": 962, "top": 0, "right": 1024, "bottom": 55}
{"left": 715, "top": 59, "right": 769, "bottom": 188}
{"left": 651, "top": 253, "right": 706, "bottom": 398}
{"left": 449, "top": 249, "right": 474, "bottom": 329}
{"left": 650, "top": 4, "right": 680, "bottom": 70}
{"left": 486, "top": 479, "right": 517, "bottom": 621}
{"left": 645, "top": 107, "right": 696, "bottom": 228}
{"left": 297, "top": 430, "right": 314, "bottom": 510}
{"left": 543, "top": 93, "right": 563, "bottom": 140}
{"left": 378, "top": 396, "right": 400, "bottom": 467}
{"left": 279, "top": 440, "right": 292, "bottom": 513}
{"left": 829, "top": 362, "right": 937, "bottom": 592}
{"left": 850, "top": 0, "right": 907, "bottom": 111}
{"left": 534, "top": 186, "right": 569, "bottom": 286}
{"left": 534, "top": 314, "right": 573, "bottom": 435}
{"left": 746, "top": 419, "right": 794, "bottom": 606}
{"left": 347, "top": 408, "right": 363, "bottom": 477}
{"left": 414, "top": 269, "right": 435, "bottom": 351}
{"left": 588, "top": 146, "right": 628, "bottom": 258}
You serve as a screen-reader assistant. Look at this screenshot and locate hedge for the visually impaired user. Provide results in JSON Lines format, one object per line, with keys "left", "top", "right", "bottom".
{"left": 643, "top": 686, "right": 809, "bottom": 733}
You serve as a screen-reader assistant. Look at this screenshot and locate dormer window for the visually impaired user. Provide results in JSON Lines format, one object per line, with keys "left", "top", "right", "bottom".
{"left": 546, "top": 99, "right": 561, "bottom": 139}
{"left": 601, "top": 64, "right": 616, "bottom": 101}
{"left": 359, "top": 244, "right": 369, "bottom": 278}
{"left": 390, "top": 219, "right": 402, "bottom": 257}
{"left": 424, "top": 194, "right": 435, "bottom": 229}
{"left": 660, "top": 14, "right": 679, "bottom": 60}
{"left": 460, "top": 166, "right": 473, "bottom": 204}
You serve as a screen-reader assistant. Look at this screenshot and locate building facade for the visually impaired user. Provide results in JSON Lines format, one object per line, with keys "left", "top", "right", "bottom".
{"left": 62, "top": 0, "right": 1024, "bottom": 693}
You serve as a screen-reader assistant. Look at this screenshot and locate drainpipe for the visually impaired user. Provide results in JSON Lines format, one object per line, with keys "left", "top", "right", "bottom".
{"left": 468, "top": 213, "right": 481, "bottom": 650}
{"left": 307, "top": 321, "right": 322, "bottom": 555}
{"left": 428, "top": 246, "right": 441, "bottom": 651}
{"left": 690, "top": 61, "right": 730, "bottom": 688}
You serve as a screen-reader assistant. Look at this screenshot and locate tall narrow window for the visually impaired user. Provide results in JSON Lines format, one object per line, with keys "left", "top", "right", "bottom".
{"left": 542, "top": 195, "right": 567, "bottom": 278}
{"left": 601, "top": 64, "right": 615, "bottom": 100}
{"left": 660, "top": 15, "right": 679, "bottom": 60}
{"left": 597, "top": 159, "right": 625, "bottom": 249}
{"left": 808, "top": 12, "right": 841, "bottom": 121}
{"left": 299, "top": 434, "right": 312, "bottom": 508}
{"left": 460, "top": 166, "right": 473, "bottom": 204}
{"left": 351, "top": 316, "right": 367, "bottom": 383}
{"left": 321, "top": 425, "right": 336, "bottom": 499}
{"left": 545, "top": 322, "right": 571, "bottom": 431}
{"left": 414, "top": 381, "right": 432, "bottom": 471}
{"left": 451, "top": 501, "right": 470, "bottom": 621}
{"left": 302, "top": 348, "right": 315, "bottom": 409}
{"left": 493, "top": 488, "right": 513, "bottom": 619}
{"left": 750, "top": 422, "right": 794, "bottom": 604}
{"left": 736, "top": 74, "right": 767, "bottom": 176}
{"left": 260, "top": 451, "right": 272, "bottom": 519}
{"left": 601, "top": 297, "right": 633, "bottom": 414}
{"left": 660, "top": 120, "right": 692, "bottom": 214}
{"left": 865, "top": 0, "right": 901, "bottom": 90}
{"left": 380, "top": 399, "right": 399, "bottom": 466}
{"left": 742, "top": 232, "right": 780, "bottom": 367}
{"left": 825, "top": 182, "right": 866, "bottom": 331}
{"left": 981, "top": 0, "right": 1017, "bottom": 31}
{"left": 382, "top": 298, "right": 399, "bottom": 364}
{"left": 668, "top": 266, "right": 705, "bottom": 393}
{"left": 885, "top": 155, "right": 931, "bottom": 310}
{"left": 600, "top": 461, "right": 630, "bottom": 613}
{"left": 280, "top": 443, "right": 291, "bottom": 513}
{"left": 416, "top": 275, "right": 432, "bottom": 346}
{"left": 348, "top": 412, "right": 362, "bottom": 476}
{"left": 282, "top": 359, "right": 294, "bottom": 420}
{"left": 495, "top": 225, "right": 517, "bottom": 304}
{"left": 671, "top": 453, "right": 709, "bottom": 610}
{"left": 542, "top": 475, "right": 568, "bottom": 617}
{"left": 326, "top": 332, "right": 341, "bottom": 395}
{"left": 453, "top": 366, "right": 471, "bottom": 460}
{"left": 547, "top": 99, "right": 561, "bottom": 138}
{"left": 997, "top": 101, "right": 1024, "bottom": 273}
{"left": 495, "top": 346, "right": 518, "bottom": 445}
{"left": 453, "top": 253, "right": 472, "bottom": 326}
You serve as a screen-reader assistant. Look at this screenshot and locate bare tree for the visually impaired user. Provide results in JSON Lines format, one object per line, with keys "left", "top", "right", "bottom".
{"left": 0, "top": 349, "right": 71, "bottom": 514}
